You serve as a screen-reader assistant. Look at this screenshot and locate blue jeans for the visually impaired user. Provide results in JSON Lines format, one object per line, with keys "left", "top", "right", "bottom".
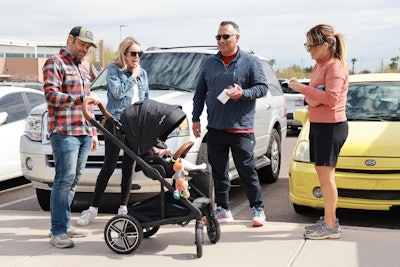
{"left": 50, "top": 133, "right": 91, "bottom": 235}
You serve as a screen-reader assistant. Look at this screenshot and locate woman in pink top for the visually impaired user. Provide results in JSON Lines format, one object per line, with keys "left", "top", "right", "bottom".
{"left": 289, "top": 24, "right": 349, "bottom": 240}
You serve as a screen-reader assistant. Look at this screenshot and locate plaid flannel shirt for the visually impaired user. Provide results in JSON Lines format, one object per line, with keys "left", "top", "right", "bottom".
{"left": 43, "top": 49, "right": 97, "bottom": 136}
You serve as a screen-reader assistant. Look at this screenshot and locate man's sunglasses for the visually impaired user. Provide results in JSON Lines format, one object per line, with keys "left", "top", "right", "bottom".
{"left": 215, "top": 34, "right": 237, "bottom": 41}
{"left": 128, "top": 51, "right": 143, "bottom": 57}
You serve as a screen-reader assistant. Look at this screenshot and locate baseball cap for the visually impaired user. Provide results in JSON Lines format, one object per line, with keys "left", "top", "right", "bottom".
{"left": 69, "top": 26, "right": 97, "bottom": 48}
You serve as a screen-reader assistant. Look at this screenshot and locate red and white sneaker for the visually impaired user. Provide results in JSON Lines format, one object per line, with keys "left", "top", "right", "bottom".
{"left": 252, "top": 206, "right": 266, "bottom": 227}
{"left": 214, "top": 206, "right": 234, "bottom": 224}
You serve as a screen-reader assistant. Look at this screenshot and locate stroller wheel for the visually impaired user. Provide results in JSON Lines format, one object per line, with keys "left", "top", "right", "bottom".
{"left": 104, "top": 215, "right": 143, "bottom": 254}
{"left": 143, "top": 226, "right": 160, "bottom": 238}
{"left": 195, "top": 227, "right": 203, "bottom": 258}
{"left": 207, "top": 216, "right": 221, "bottom": 243}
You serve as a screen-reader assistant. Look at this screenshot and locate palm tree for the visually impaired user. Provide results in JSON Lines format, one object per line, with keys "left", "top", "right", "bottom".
{"left": 268, "top": 59, "right": 276, "bottom": 69}
{"left": 389, "top": 56, "right": 399, "bottom": 70}
{"left": 351, "top": 58, "right": 357, "bottom": 74}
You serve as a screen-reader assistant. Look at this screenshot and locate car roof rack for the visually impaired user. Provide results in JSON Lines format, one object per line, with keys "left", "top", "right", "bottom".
{"left": 146, "top": 45, "right": 255, "bottom": 55}
{"left": 146, "top": 46, "right": 218, "bottom": 51}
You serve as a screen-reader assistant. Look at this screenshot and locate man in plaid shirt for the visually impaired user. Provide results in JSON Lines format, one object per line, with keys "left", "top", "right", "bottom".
{"left": 43, "top": 26, "right": 100, "bottom": 249}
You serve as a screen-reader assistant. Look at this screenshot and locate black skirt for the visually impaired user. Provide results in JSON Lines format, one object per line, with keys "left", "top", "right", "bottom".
{"left": 309, "top": 121, "right": 348, "bottom": 167}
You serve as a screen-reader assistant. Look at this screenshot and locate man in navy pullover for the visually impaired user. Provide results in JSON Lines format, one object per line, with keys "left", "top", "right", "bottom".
{"left": 192, "top": 20, "right": 268, "bottom": 227}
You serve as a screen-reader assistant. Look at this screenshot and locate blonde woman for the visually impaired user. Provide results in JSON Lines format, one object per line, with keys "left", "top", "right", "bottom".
{"left": 77, "top": 36, "right": 149, "bottom": 226}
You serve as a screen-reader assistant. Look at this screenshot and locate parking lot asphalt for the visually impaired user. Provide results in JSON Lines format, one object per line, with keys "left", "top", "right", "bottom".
{"left": 1, "top": 210, "right": 400, "bottom": 267}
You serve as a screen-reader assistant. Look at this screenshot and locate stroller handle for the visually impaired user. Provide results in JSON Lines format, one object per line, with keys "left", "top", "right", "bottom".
{"left": 82, "top": 97, "right": 112, "bottom": 122}
{"left": 172, "top": 141, "right": 194, "bottom": 161}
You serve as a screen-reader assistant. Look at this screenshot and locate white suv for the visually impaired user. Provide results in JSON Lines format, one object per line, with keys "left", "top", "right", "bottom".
{"left": 20, "top": 46, "right": 287, "bottom": 211}
{"left": 281, "top": 78, "right": 309, "bottom": 132}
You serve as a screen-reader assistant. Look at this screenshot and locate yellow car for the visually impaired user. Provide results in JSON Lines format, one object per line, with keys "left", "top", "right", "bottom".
{"left": 289, "top": 73, "right": 400, "bottom": 213}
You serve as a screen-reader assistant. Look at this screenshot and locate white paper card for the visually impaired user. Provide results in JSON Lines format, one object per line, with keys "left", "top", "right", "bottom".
{"left": 217, "top": 89, "right": 230, "bottom": 104}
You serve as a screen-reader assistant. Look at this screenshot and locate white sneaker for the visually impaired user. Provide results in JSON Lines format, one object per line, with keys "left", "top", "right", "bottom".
{"left": 48, "top": 226, "right": 88, "bottom": 238}
{"left": 76, "top": 206, "right": 98, "bottom": 226}
{"left": 118, "top": 206, "right": 128, "bottom": 215}
{"left": 50, "top": 233, "right": 74, "bottom": 248}
{"left": 214, "top": 206, "right": 234, "bottom": 223}
{"left": 67, "top": 226, "right": 88, "bottom": 238}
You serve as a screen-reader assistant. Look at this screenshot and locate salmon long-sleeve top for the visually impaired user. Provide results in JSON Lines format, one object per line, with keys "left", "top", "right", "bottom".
{"left": 302, "top": 53, "right": 349, "bottom": 123}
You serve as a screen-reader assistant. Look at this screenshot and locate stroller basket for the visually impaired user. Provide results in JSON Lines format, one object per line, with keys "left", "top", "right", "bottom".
{"left": 129, "top": 191, "right": 192, "bottom": 224}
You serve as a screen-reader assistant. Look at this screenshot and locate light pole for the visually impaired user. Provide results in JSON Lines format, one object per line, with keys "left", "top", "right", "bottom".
{"left": 120, "top": 25, "right": 127, "bottom": 42}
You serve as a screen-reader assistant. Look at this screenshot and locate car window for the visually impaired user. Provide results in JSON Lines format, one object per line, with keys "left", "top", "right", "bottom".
{"left": 25, "top": 92, "right": 46, "bottom": 111}
{"left": 260, "top": 61, "right": 283, "bottom": 96}
{"left": 0, "top": 92, "right": 27, "bottom": 123}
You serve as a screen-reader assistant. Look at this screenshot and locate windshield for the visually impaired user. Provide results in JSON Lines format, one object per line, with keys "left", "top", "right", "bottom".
{"left": 90, "top": 68, "right": 107, "bottom": 90}
{"left": 90, "top": 52, "right": 210, "bottom": 92}
{"left": 141, "top": 52, "right": 210, "bottom": 91}
{"left": 346, "top": 81, "right": 400, "bottom": 121}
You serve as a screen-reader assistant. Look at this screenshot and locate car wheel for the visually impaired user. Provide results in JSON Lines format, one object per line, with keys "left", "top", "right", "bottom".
{"left": 36, "top": 188, "right": 51, "bottom": 211}
{"left": 257, "top": 128, "right": 281, "bottom": 184}
{"left": 193, "top": 143, "right": 212, "bottom": 198}
{"left": 193, "top": 143, "right": 215, "bottom": 208}
{"left": 195, "top": 141, "right": 208, "bottom": 166}
{"left": 189, "top": 164, "right": 213, "bottom": 199}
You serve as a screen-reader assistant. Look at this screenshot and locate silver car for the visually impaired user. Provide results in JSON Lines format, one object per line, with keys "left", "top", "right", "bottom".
{"left": 20, "top": 46, "right": 287, "bottom": 210}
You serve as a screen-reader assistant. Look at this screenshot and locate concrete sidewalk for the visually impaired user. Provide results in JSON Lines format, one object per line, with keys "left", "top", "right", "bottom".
{"left": 1, "top": 210, "right": 400, "bottom": 267}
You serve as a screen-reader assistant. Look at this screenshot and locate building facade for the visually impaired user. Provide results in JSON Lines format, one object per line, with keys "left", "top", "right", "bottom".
{"left": 0, "top": 39, "right": 95, "bottom": 82}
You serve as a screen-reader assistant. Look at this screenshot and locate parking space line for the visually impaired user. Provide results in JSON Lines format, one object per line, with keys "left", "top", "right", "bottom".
{"left": 0, "top": 195, "right": 36, "bottom": 208}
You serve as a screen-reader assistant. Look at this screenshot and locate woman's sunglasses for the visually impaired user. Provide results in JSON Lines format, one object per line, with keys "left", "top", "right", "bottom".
{"left": 128, "top": 51, "right": 143, "bottom": 57}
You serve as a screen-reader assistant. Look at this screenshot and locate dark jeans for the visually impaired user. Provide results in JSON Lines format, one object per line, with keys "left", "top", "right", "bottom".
{"left": 206, "top": 128, "right": 263, "bottom": 210}
{"left": 92, "top": 119, "right": 134, "bottom": 207}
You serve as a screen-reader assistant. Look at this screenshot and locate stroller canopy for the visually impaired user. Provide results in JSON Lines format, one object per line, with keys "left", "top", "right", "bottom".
{"left": 120, "top": 99, "right": 186, "bottom": 155}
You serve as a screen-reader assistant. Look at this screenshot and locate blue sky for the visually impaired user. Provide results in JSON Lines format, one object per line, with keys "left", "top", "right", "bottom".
{"left": 1, "top": 0, "right": 399, "bottom": 72}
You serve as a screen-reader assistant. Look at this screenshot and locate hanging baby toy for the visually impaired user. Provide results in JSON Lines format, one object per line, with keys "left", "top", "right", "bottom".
{"left": 172, "top": 158, "right": 190, "bottom": 200}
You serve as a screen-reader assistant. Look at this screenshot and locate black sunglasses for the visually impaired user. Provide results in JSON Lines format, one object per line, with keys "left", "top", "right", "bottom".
{"left": 128, "top": 51, "right": 143, "bottom": 57}
{"left": 215, "top": 34, "right": 237, "bottom": 41}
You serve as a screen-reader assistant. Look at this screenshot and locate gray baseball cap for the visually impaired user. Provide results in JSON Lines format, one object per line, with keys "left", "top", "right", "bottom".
{"left": 69, "top": 26, "right": 97, "bottom": 48}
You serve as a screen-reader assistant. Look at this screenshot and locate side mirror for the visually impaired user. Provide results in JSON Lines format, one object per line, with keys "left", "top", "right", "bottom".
{"left": 0, "top": 112, "right": 8, "bottom": 125}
